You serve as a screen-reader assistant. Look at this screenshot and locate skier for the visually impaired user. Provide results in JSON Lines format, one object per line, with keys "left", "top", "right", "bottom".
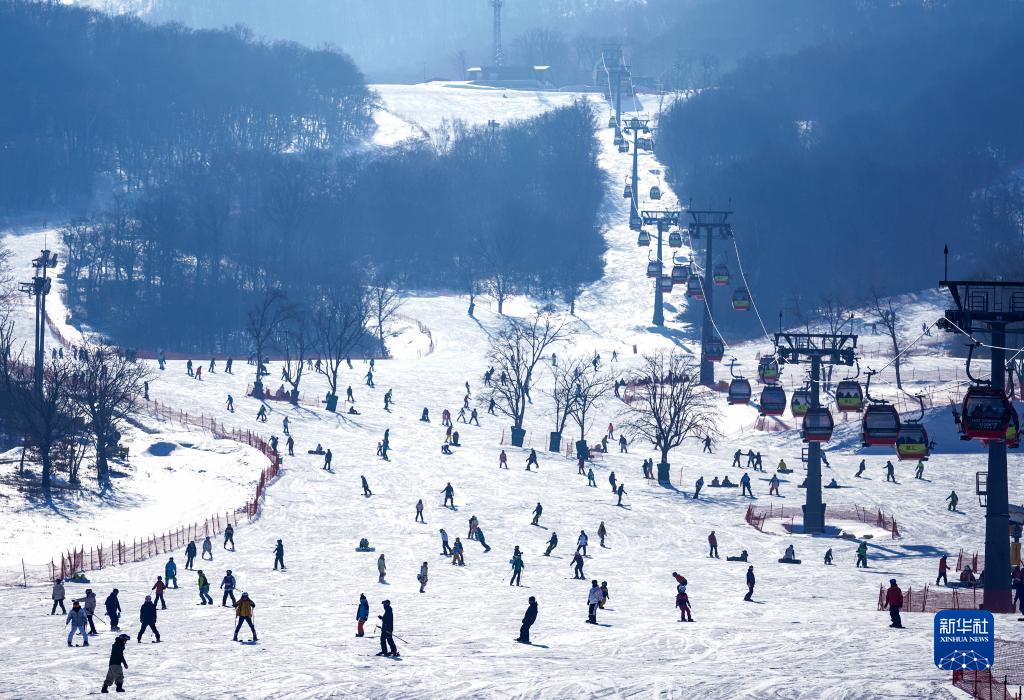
{"left": 470, "top": 408, "right": 480, "bottom": 426}
{"left": 703, "top": 435, "right": 713, "bottom": 453}
{"left": 378, "top": 554, "right": 387, "bottom": 583}
{"left": 476, "top": 526, "right": 492, "bottom": 553}
{"left": 185, "top": 541, "right": 197, "bottom": 570}
{"left": 856, "top": 541, "right": 869, "bottom": 568}
{"left": 233, "top": 593, "right": 257, "bottom": 642}
{"left": 576, "top": 530, "right": 589, "bottom": 556}
{"left": 74, "top": 588, "right": 98, "bottom": 635}
{"left": 616, "top": 483, "right": 627, "bottom": 506}
{"left": 526, "top": 449, "right": 539, "bottom": 471}
{"left": 740, "top": 472, "right": 753, "bottom": 498}
{"left": 517, "top": 596, "right": 538, "bottom": 644}
{"left": 946, "top": 491, "right": 959, "bottom": 511}
{"left": 883, "top": 579, "right": 904, "bottom": 628}
{"left": 457, "top": 406, "right": 467, "bottom": 423}
{"left": 571, "top": 552, "right": 585, "bottom": 579}
{"left": 587, "top": 468, "right": 596, "bottom": 487}
{"left": 365, "top": 369, "right": 374, "bottom": 387}
{"left": 885, "top": 460, "right": 896, "bottom": 482}
{"left": 732, "top": 449, "right": 742, "bottom": 468}
{"left": 356, "top": 594, "right": 369, "bottom": 637}
{"left": 101, "top": 633, "right": 130, "bottom": 693}
{"left": 598, "top": 521, "right": 608, "bottom": 548}
{"left": 202, "top": 536, "right": 213, "bottom": 560}
{"left": 269, "top": 435, "right": 279, "bottom": 454}
{"left": 415, "top": 499, "right": 425, "bottom": 523}
{"left": 209, "top": 357, "right": 216, "bottom": 373}
{"left": 769, "top": 474, "right": 780, "bottom": 496}
{"left": 744, "top": 566, "right": 755, "bottom": 602}
{"left": 824, "top": 548, "right": 834, "bottom": 565}
{"left": 673, "top": 572, "right": 693, "bottom": 622}
{"left": 151, "top": 576, "right": 167, "bottom": 610}
{"left": 619, "top": 435, "right": 628, "bottom": 453}
{"left": 224, "top": 523, "right": 235, "bottom": 550}
{"left": 226, "top": 395, "right": 234, "bottom": 412}
{"left": 694, "top": 476, "right": 704, "bottom": 499}
{"left": 531, "top": 502, "right": 543, "bottom": 526}
{"left": 137, "top": 595, "right": 160, "bottom": 643}
{"left": 221, "top": 570, "right": 237, "bottom": 607}
{"left": 197, "top": 570, "right": 213, "bottom": 605}
{"left": 104, "top": 589, "right": 121, "bottom": 631}
{"left": 488, "top": 398, "right": 496, "bottom": 415}
{"left": 439, "top": 529, "right": 452, "bottom": 556}
{"left": 287, "top": 435, "right": 294, "bottom": 456}
{"left": 855, "top": 459, "right": 866, "bottom": 478}
{"left": 418, "top": 562, "right": 429, "bottom": 593}
{"left": 323, "top": 449, "right": 333, "bottom": 471}
{"left": 442, "top": 409, "right": 451, "bottom": 427}
{"left": 600, "top": 581, "right": 610, "bottom": 608}
{"left": 165, "top": 557, "right": 178, "bottom": 589}
{"left": 441, "top": 482, "right": 455, "bottom": 508}
{"left": 544, "top": 532, "right": 558, "bottom": 556}
{"left": 66, "top": 600, "right": 89, "bottom": 647}
{"left": 708, "top": 531, "right": 719, "bottom": 559}
{"left": 609, "top": 471, "right": 617, "bottom": 494}
{"left": 586, "top": 580, "right": 604, "bottom": 624}
{"left": 384, "top": 389, "right": 393, "bottom": 411}
{"left": 377, "top": 600, "right": 398, "bottom": 657}
{"left": 915, "top": 460, "right": 925, "bottom": 479}
{"left": 273, "top": 540, "right": 286, "bottom": 571}
{"left": 256, "top": 405, "right": 267, "bottom": 422}
{"left": 282, "top": 417, "right": 289, "bottom": 435}
{"left": 361, "top": 475, "right": 372, "bottom": 497}
{"left": 936, "top": 555, "right": 949, "bottom": 585}
{"left": 380, "top": 432, "right": 390, "bottom": 461}
{"left": 499, "top": 450, "right": 508, "bottom": 469}
{"left": 452, "top": 538, "right": 465, "bottom": 566}
{"left": 509, "top": 548, "right": 525, "bottom": 586}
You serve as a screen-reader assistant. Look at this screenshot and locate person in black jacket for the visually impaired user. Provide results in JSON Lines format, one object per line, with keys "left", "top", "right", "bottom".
{"left": 104, "top": 589, "right": 122, "bottom": 631}
{"left": 185, "top": 541, "right": 197, "bottom": 570}
{"left": 137, "top": 596, "right": 160, "bottom": 643}
{"left": 273, "top": 540, "right": 286, "bottom": 571}
{"left": 744, "top": 566, "right": 755, "bottom": 602}
{"left": 377, "top": 599, "right": 398, "bottom": 657}
{"left": 101, "top": 633, "right": 130, "bottom": 693}
{"left": 517, "top": 596, "right": 538, "bottom": 644}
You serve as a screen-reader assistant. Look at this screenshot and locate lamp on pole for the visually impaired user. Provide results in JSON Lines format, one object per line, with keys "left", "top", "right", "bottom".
{"left": 19, "top": 248, "right": 58, "bottom": 398}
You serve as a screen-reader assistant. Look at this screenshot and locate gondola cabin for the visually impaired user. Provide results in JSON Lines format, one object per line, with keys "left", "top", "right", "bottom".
{"left": 862, "top": 404, "right": 900, "bottom": 446}
{"left": 630, "top": 213, "right": 642, "bottom": 231}
{"left": 646, "top": 260, "right": 662, "bottom": 278}
{"left": 728, "top": 378, "right": 752, "bottom": 405}
{"left": 685, "top": 275, "right": 704, "bottom": 300}
{"left": 982, "top": 403, "right": 1020, "bottom": 448}
{"left": 704, "top": 337, "right": 724, "bottom": 363}
{"left": 759, "top": 386, "right": 787, "bottom": 416}
{"left": 895, "top": 423, "right": 929, "bottom": 460}
{"left": 960, "top": 386, "right": 1012, "bottom": 440}
{"left": 636, "top": 230, "right": 650, "bottom": 247}
{"left": 671, "top": 263, "right": 690, "bottom": 283}
{"left": 623, "top": 183, "right": 633, "bottom": 199}
{"left": 668, "top": 231, "right": 683, "bottom": 248}
{"left": 757, "top": 357, "right": 780, "bottom": 384}
{"left": 802, "top": 407, "right": 834, "bottom": 442}
{"left": 650, "top": 185, "right": 662, "bottom": 200}
{"left": 658, "top": 275, "right": 673, "bottom": 293}
{"left": 732, "top": 289, "right": 751, "bottom": 311}
{"left": 713, "top": 264, "right": 730, "bottom": 286}
{"left": 618, "top": 142, "right": 629, "bottom": 153}
{"left": 790, "top": 389, "right": 811, "bottom": 417}
{"left": 608, "top": 116, "right": 617, "bottom": 128}
{"left": 835, "top": 380, "right": 864, "bottom": 413}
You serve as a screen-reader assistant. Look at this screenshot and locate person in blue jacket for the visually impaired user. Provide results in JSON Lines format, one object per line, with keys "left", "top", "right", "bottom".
{"left": 165, "top": 557, "right": 178, "bottom": 589}
{"left": 66, "top": 600, "right": 90, "bottom": 647}
{"left": 356, "top": 594, "right": 369, "bottom": 637}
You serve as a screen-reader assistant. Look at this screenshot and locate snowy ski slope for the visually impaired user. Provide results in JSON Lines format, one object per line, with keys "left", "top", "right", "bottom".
{"left": 0, "top": 82, "right": 1020, "bottom": 698}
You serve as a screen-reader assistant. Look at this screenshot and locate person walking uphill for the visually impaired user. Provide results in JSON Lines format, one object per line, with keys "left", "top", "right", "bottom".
{"left": 74, "top": 589, "right": 98, "bottom": 635}
{"left": 165, "top": 558, "right": 178, "bottom": 589}
{"left": 273, "top": 540, "right": 286, "bottom": 571}
{"left": 708, "top": 531, "right": 719, "bottom": 559}
{"left": 377, "top": 600, "right": 399, "bottom": 657}
{"left": 151, "top": 577, "right": 168, "bottom": 610}
{"left": 185, "top": 540, "right": 197, "bottom": 570}
{"left": 66, "top": 601, "right": 90, "bottom": 647}
{"left": 936, "top": 555, "right": 949, "bottom": 586}
{"left": 233, "top": 593, "right": 257, "bottom": 642}
{"left": 137, "top": 596, "right": 160, "bottom": 643}
{"left": 51, "top": 578, "right": 66, "bottom": 615}
{"left": 104, "top": 589, "right": 122, "bottom": 631}
{"left": 883, "top": 579, "right": 904, "bottom": 628}
{"left": 197, "top": 570, "right": 213, "bottom": 605}
{"left": 517, "top": 597, "right": 538, "bottom": 644}
{"left": 224, "top": 524, "right": 235, "bottom": 550}
{"left": 356, "top": 594, "right": 369, "bottom": 637}
{"left": 100, "top": 633, "right": 130, "bottom": 693}
{"left": 744, "top": 566, "right": 755, "bottom": 602}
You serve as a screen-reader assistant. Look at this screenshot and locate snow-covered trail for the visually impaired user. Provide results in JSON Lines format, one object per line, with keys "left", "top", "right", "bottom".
{"left": 0, "top": 83, "right": 1020, "bottom": 698}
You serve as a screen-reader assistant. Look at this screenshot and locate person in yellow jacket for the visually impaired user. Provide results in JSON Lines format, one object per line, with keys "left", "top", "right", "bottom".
{"left": 233, "top": 593, "right": 257, "bottom": 642}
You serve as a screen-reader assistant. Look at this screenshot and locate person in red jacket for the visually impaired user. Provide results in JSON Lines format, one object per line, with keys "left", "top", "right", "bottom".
{"left": 936, "top": 555, "right": 949, "bottom": 586}
{"left": 883, "top": 579, "right": 904, "bottom": 628}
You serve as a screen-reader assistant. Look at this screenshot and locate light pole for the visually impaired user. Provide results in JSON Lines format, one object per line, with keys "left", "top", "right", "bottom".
{"left": 19, "top": 248, "right": 58, "bottom": 398}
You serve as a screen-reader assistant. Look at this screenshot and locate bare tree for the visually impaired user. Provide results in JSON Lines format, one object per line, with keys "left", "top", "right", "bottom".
{"left": 568, "top": 363, "right": 613, "bottom": 442}
{"left": 72, "top": 346, "right": 150, "bottom": 487}
{"left": 16, "top": 358, "right": 80, "bottom": 499}
{"left": 246, "top": 288, "right": 290, "bottom": 398}
{"left": 619, "top": 352, "right": 721, "bottom": 478}
{"left": 544, "top": 358, "right": 581, "bottom": 446}
{"left": 486, "top": 313, "right": 568, "bottom": 444}
{"left": 816, "top": 293, "right": 855, "bottom": 390}
{"left": 314, "top": 285, "right": 370, "bottom": 410}
{"left": 0, "top": 241, "right": 15, "bottom": 309}
{"left": 281, "top": 307, "right": 313, "bottom": 405}
{"left": 368, "top": 272, "right": 402, "bottom": 359}
{"left": 871, "top": 289, "right": 903, "bottom": 389}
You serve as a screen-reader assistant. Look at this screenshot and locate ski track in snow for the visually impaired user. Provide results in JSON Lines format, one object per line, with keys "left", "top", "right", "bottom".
{"left": 0, "top": 83, "right": 1016, "bottom": 698}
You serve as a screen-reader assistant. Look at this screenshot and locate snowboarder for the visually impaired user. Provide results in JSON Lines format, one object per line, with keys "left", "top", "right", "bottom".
{"left": 476, "top": 526, "right": 492, "bottom": 553}
{"left": 440, "top": 529, "right": 452, "bottom": 556}
{"left": 356, "top": 594, "right": 369, "bottom": 637}
{"left": 576, "top": 531, "right": 589, "bottom": 556}
{"left": 377, "top": 600, "right": 398, "bottom": 657}
{"left": 571, "top": 552, "right": 585, "bottom": 579}
{"left": 740, "top": 472, "right": 753, "bottom": 497}
{"left": 609, "top": 471, "right": 617, "bottom": 494}
{"left": 598, "top": 521, "right": 607, "bottom": 548}
{"left": 137, "top": 596, "right": 160, "bottom": 643}
{"left": 488, "top": 398, "right": 496, "bottom": 415}
{"left": 165, "top": 557, "right": 178, "bottom": 589}
{"left": 415, "top": 499, "right": 425, "bottom": 523}
{"left": 224, "top": 524, "right": 235, "bottom": 550}
{"left": 470, "top": 408, "right": 480, "bottom": 426}
{"left": 509, "top": 548, "right": 525, "bottom": 586}
{"left": 517, "top": 597, "right": 538, "bottom": 644}
{"left": 586, "top": 580, "right": 604, "bottom": 624}
{"left": 151, "top": 576, "right": 167, "bottom": 610}
{"left": 365, "top": 370, "right": 374, "bottom": 387}
{"left": 420, "top": 407, "right": 430, "bottom": 422}
{"left": 233, "top": 593, "right": 257, "bottom": 642}
{"left": 50, "top": 579, "right": 66, "bottom": 615}
{"left": 418, "top": 562, "right": 429, "bottom": 593}
{"left": 768, "top": 473, "right": 782, "bottom": 496}
{"left": 674, "top": 572, "right": 693, "bottom": 622}
{"left": 856, "top": 541, "right": 869, "bottom": 568}
{"left": 694, "top": 476, "right": 704, "bottom": 499}
{"left": 499, "top": 450, "right": 508, "bottom": 469}
{"left": 323, "top": 449, "right": 333, "bottom": 471}
{"left": 936, "top": 555, "right": 949, "bottom": 585}
{"left": 186, "top": 359, "right": 193, "bottom": 377}
{"left": 256, "top": 405, "right": 267, "bottom": 422}
{"left": 226, "top": 395, "right": 234, "bottom": 412}
{"left": 855, "top": 459, "right": 866, "bottom": 478}
{"left": 65, "top": 599, "right": 90, "bottom": 647}
{"left": 226, "top": 357, "right": 233, "bottom": 374}
{"left": 377, "top": 554, "right": 387, "bottom": 583}
{"left": 273, "top": 540, "right": 286, "bottom": 570}
{"left": 287, "top": 435, "right": 294, "bottom": 456}
{"left": 452, "top": 538, "right": 465, "bottom": 566}
{"left": 185, "top": 541, "right": 197, "bottom": 570}
{"left": 526, "top": 449, "right": 539, "bottom": 471}
{"left": 531, "top": 502, "right": 543, "bottom": 526}
{"left": 441, "top": 482, "right": 455, "bottom": 508}
{"left": 915, "top": 460, "right": 925, "bottom": 479}
{"left": 587, "top": 468, "right": 596, "bottom": 487}
{"left": 202, "top": 536, "right": 213, "bottom": 560}
{"left": 946, "top": 491, "right": 959, "bottom": 511}
{"left": 883, "top": 579, "right": 904, "bottom": 628}
{"left": 384, "top": 389, "right": 392, "bottom": 411}
{"left": 824, "top": 548, "right": 834, "bottom": 565}
{"left": 782, "top": 544, "right": 797, "bottom": 562}
{"left": 101, "top": 633, "right": 130, "bottom": 693}
{"left": 885, "top": 460, "right": 896, "bottom": 482}
{"left": 361, "top": 475, "right": 372, "bottom": 497}
{"left": 221, "top": 570, "right": 237, "bottom": 607}
{"left": 616, "top": 483, "right": 627, "bottom": 506}
{"left": 744, "top": 566, "right": 755, "bottom": 601}
{"left": 104, "top": 589, "right": 121, "bottom": 631}
{"left": 708, "top": 531, "right": 719, "bottom": 558}
{"left": 282, "top": 417, "right": 289, "bottom": 435}
{"left": 197, "top": 570, "right": 213, "bottom": 605}
{"left": 544, "top": 532, "right": 558, "bottom": 556}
